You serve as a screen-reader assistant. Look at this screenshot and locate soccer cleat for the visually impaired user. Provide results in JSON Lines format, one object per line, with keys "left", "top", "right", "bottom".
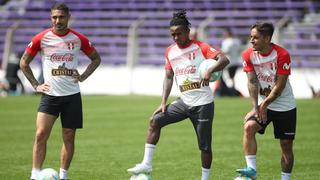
{"left": 127, "top": 163, "right": 152, "bottom": 174}
{"left": 236, "top": 167, "right": 257, "bottom": 179}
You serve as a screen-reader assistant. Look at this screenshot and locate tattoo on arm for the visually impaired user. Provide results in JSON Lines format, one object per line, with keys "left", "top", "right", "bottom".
{"left": 20, "top": 52, "right": 39, "bottom": 89}
{"left": 247, "top": 71, "right": 259, "bottom": 109}
{"left": 80, "top": 50, "right": 101, "bottom": 81}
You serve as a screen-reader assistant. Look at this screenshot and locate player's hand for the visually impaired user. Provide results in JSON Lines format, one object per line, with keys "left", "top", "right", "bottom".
{"left": 258, "top": 102, "right": 268, "bottom": 123}
{"left": 35, "top": 83, "right": 50, "bottom": 93}
{"left": 72, "top": 69, "right": 82, "bottom": 83}
{"left": 150, "top": 104, "right": 166, "bottom": 121}
{"left": 244, "top": 108, "right": 258, "bottom": 122}
{"left": 200, "top": 71, "right": 210, "bottom": 87}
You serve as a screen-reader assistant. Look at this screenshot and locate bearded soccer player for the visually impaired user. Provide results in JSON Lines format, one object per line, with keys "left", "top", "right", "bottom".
{"left": 127, "top": 10, "right": 229, "bottom": 180}
{"left": 20, "top": 3, "right": 101, "bottom": 180}
{"left": 236, "top": 22, "right": 296, "bottom": 180}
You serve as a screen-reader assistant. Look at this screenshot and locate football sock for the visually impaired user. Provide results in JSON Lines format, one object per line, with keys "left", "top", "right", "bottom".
{"left": 201, "top": 167, "right": 210, "bottom": 180}
{"left": 30, "top": 168, "right": 40, "bottom": 179}
{"left": 141, "top": 143, "right": 156, "bottom": 166}
{"left": 59, "top": 168, "right": 68, "bottom": 179}
{"left": 245, "top": 155, "right": 257, "bottom": 170}
{"left": 281, "top": 172, "right": 291, "bottom": 180}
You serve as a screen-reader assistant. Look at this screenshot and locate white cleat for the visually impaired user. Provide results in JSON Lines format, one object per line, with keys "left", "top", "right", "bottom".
{"left": 127, "top": 163, "right": 152, "bottom": 174}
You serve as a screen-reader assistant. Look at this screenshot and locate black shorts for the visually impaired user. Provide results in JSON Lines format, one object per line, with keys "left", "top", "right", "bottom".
{"left": 152, "top": 98, "right": 214, "bottom": 152}
{"left": 38, "top": 92, "right": 83, "bottom": 129}
{"left": 250, "top": 108, "right": 296, "bottom": 140}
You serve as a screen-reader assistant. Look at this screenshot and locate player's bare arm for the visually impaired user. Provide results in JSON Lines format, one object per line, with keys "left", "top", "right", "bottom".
{"left": 74, "top": 50, "right": 101, "bottom": 82}
{"left": 245, "top": 71, "right": 259, "bottom": 121}
{"left": 20, "top": 51, "right": 50, "bottom": 92}
{"left": 160, "top": 69, "right": 174, "bottom": 111}
{"left": 258, "top": 74, "right": 288, "bottom": 121}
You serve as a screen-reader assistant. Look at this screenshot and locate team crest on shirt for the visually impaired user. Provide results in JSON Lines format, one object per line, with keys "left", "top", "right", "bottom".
{"left": 188, "top": 52, "right": 196, "bottom": 60}
{"left": 67, "top": 42, "right": 75, "bottom": 50}
{"left": 283, "top": 63, "right": 290, "bottom": 70}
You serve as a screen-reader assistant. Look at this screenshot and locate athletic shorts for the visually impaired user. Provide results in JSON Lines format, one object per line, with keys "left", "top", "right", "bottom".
{"left": 152, "top": 98, "right": 214, "bottom": 152}
{"left": 249, "top": 108, "right": 296, "bottom": 140}
{"left": 38, "top": 92, "right": 83, "bottom": 129}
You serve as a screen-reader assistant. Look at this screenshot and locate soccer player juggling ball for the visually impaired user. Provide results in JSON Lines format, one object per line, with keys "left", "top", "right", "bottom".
{"left": 128, "top": 10, "right": 229, "bottom": 180}
{"left": 20, "top": 3, "right": 101, "bottom": 180}
{"left": 236, "top": 22, "right": 297, "bottom": 180}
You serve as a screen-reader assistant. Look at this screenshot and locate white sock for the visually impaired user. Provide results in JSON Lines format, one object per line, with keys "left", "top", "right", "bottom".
{"left": 245, "top": 155, "right": 256, "bottom": 170}
{"left": 30, "top": 168, "right": 40, "bottom": 179}
{"left": 281, "top": 172, "right": 291, "bottom": 180}
{"left": 201, "top": 167, "right": 210, "bottom": 180}
{"left": 59, "top": 168, "right": 68, "bottom": 179}
{"left": 141, "top": 143, "right": 156, "bottom": 166}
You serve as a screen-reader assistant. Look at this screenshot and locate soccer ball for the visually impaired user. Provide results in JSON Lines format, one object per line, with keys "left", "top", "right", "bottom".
{"left": 234, "top": 176, "right": 252, "bottom": 180}
{"left": 199, "top": 59, "right": 222, "bottom": 82}
{"left": 130, "top": 173, "right": 151, "bottom": 180}
{"left": 37, "top": 168, "right": 59, "bottom": 180}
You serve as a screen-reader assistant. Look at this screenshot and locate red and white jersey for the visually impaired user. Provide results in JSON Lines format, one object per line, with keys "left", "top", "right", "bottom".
{"left": 165, "top": 40, "right": 221, "bottom": 106}
{"left": 242, "top": 43, "right": 296, "bottom": 111}
{"left": 25, "top": 28, "right": 95, "bottom": 96}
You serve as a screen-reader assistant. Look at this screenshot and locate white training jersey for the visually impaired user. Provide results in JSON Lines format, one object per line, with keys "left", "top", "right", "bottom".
{"left": 165, "top": 40, "right": 221, "bottom": 106}
{"left": 25, "top": 28, "right": 95, "bottom": 96}
{"left": 242, "top": 43, "right": 296, "bottom": 111}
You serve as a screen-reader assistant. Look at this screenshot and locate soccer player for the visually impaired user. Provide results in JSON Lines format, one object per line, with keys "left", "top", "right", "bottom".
{"left": 127, "top": 10, "right": 229, "bottom": 180}
{"left": 236, "top": 22, "right": 296, "bottom": 180}
{"left": 20, "top": 3, "right": 101, "bottom": 180}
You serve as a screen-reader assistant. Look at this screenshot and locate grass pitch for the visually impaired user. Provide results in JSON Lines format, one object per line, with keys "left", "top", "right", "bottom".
{"left": 0, "top": 95, "right": 319, "bottom": 179}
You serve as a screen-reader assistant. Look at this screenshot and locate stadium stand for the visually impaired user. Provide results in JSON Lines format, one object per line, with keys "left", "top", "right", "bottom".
{"left": 0, "top": 0, "right": 319, "bottom": 67}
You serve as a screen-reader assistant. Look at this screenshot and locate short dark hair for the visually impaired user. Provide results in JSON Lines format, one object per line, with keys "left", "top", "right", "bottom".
{"left": 251, "top": 22, "right": 274, "bottom": 38}
{"left": 170, "top": 9, "right": 191, "bottom": 28}
{"left": 51, "top": 2, "right": 70, "bottom": 14}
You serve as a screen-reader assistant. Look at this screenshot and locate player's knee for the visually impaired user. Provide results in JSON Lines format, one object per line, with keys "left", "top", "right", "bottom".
{"left": 244, "top": 121, "right": 258, "bottom": 136}
{"left": 148, "top": 120, "right": 161, "bottom": 132}
{"left": 280, "top": 140, "right": 293, "bottom": 154}
{"left": 35, "top": 130, "right": 49, "bottom": 144}
{"left": 199, "top": 143, "right": 211, "bottom": 152}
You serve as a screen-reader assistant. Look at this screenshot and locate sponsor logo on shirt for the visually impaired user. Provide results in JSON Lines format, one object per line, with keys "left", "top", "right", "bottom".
{"left": 209, "top": 47, "right": 216, "bottom": 52}
{"left": 257, "top": 72, "right": 274, "bottom": 83}
{"left": 283, "top": 63, "right": 290, "bottom": 70}
{"left": 50, "top": 53, "right": 74, "bottom": 62}
{"left": 28, "top": 42, "right": 33, "bottom": 48}
{"left": 179, "top": 79, "right": 200, "bottom": 92}
{"left": 175, "top": 65, "right": 196, "bottom": 76}
{"left": 242, "top": 61, "right": 247, "bottom": 67}
{"left": 51, "top": 63, "right": 76, "bottom": 76}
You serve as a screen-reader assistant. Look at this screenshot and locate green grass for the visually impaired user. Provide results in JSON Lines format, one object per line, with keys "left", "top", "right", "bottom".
{"left": 0, "top": 95, "right": 319, "bottom": 180}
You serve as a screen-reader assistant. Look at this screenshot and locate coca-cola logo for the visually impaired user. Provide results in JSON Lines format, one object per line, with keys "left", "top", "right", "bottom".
{"left": 175, "top": 65, "right": 196, "bottom": 76}
{"left": 50, "top": 53, "right": 74, "bottom": 62}
{"left": 257, "top": 73, "right": 274, "bottom": 83}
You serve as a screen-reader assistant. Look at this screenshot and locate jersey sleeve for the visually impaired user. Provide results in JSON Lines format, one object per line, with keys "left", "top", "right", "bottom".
{"left": 242, "top": 48, "right": 254, "bottom": 72}
{"left": 276, "top": 49, "right": 291, "bottom": 75}
{"left": 25, "top": 33, "right": 42, "bottom": 56}
{"left": 164, "top": 45, "right": 173, "bottom": 70}
{"left": 197, "top": 41, "right": 221, "bottom": 59}
{"left": 71, "top": 30, "right": 95, "bottom": 56}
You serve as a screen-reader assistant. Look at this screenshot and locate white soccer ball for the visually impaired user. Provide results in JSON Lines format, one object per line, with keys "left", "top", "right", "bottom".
{"left": 37, "top": 168, "right": 59, "bottom": 180}
{"left": 130, "top": 173, "right": 151, "bottom": 180}
{"left": 234, "top": 176, "right": 252, "bottom": 180}
{"left": 199, "top": 59, "right": 222, "bottom": 82}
